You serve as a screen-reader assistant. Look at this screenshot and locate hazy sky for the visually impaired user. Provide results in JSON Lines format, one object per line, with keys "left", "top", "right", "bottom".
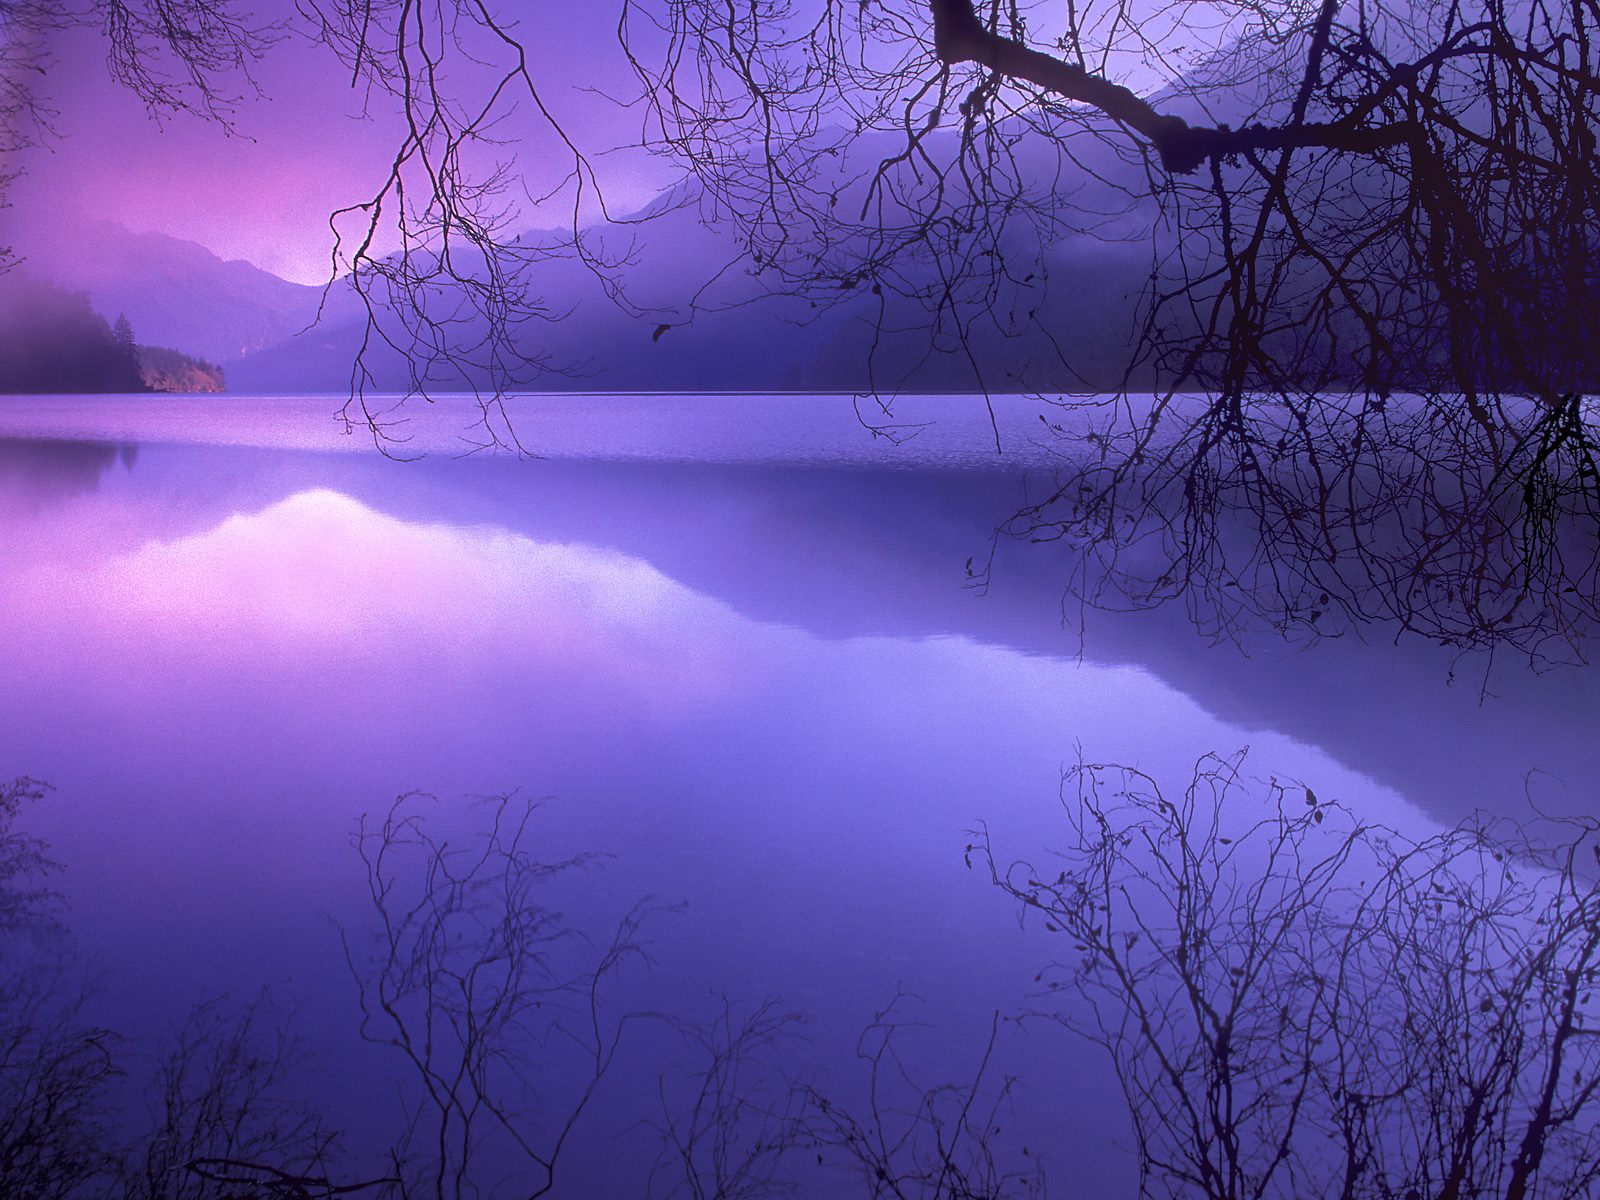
{"left": 9, "top": 7, "right": 672, "bottom": 283}
{"left": 5, "top": 0, "right": 1219, "bottom": 285}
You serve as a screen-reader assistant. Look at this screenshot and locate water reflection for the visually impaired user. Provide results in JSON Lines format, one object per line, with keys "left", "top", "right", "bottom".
{"left": 11, "top": 437, "right": 1581, "bottom": 827}
{"left": 0, "top": 436, "right": 135, "bottom": 512}
{"left": 0, "top": 428, "right": 1594, "bottom": 1194}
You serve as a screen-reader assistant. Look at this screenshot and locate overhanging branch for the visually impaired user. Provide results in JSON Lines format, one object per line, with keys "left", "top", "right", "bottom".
{"left": 929, "top": 0, "right": 1414, "bottom": 172}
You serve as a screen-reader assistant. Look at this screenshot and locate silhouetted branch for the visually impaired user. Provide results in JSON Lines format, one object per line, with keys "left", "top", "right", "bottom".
{"left": 648, "top": 997, "right": 811, "bottom": 1200}
{"left": 341, "top": 790, "right": 659, "bottom": 1199}
{"left": 0, "top": 776, "right": 59, "bottom": 934}
{"left": 1008, "top": 391, "right": 1600, "bottom": 661}
{"left": 609, "top": 0, "right": 1600, "bottom": 656}
{"left": 928, "top": 0, "right": 1415, "bottom": 174}
{"left": 0, "top": 777, "right": 120, "bottom": 1200}
{"left": 123, "top": 997, "right": 338, "bottom": 1200}
{"left": 805, "top": 994, "right": 1046, "bottom": 1199}
{"left": 977, "top": 751, "right": 1600, "bottom": 1199}
{"left": 185, "top": 1156, "right": 398, "bottom": 1199}
{"left": 0, "top": 965, "right": 119, "bottom": 1200}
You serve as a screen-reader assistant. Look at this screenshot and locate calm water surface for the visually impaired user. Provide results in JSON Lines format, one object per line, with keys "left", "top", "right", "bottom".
{"left": 1, "top": 393, "right": 1595, "bottom": 1194}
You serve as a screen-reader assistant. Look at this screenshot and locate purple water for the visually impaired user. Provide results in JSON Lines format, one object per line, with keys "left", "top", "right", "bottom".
{"left": 1, "top": 395, "right": 1595, "bottom": 1195}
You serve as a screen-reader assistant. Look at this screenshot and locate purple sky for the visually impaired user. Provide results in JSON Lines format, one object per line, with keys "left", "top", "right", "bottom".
{"left": 3, "top": 1, "right": 1218, "bottom": 286}
{"left": 10, "top": 8, "right": 672, "bottom": 283}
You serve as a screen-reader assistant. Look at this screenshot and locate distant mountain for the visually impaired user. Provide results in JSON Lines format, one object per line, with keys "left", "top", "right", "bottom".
{"left": 0, "top": 159, "right": 1155, "bottom": 395}
{"left": 0, "top": 84, "right": 1373, "bottom": 397}
{"left": 2, "top": 213, "right": 323, "bottom": 365}
{"left": 231, "top": 177, "right": 1153, "bottom": 395}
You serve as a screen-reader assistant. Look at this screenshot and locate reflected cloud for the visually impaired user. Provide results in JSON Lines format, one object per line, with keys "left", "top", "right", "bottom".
{"left": 29, "top": 488, "right": 750, "bottom": 713}
{"left": 6, "top": 486, "right": 1434, "bottom": 841}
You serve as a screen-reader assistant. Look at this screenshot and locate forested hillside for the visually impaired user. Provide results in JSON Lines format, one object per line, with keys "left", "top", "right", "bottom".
{"left": 0, "top": 274, "right": 144, "bottom": 392}
{"left": 135, "top": 344, "right": 225, "bottom": 392}
{"left": 0, "top": 274, "right": 225, "bottom": 393}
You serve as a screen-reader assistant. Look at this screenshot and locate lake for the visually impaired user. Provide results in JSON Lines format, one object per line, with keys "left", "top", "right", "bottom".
{"left": 1, "top": 392, "right": 1596, "bottom": 1197}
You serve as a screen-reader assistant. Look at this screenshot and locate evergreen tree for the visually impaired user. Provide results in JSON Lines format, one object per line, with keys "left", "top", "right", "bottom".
{"left": 0, "top": 278, "right": 147, "bottom": 393}
{"left": 110, "top": 313, "right": 143, "bottom": 390}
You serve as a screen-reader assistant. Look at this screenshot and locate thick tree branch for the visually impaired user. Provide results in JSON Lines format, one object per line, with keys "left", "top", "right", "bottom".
{"left": 929, "top": 0, "right": 1414, "bottom": 172}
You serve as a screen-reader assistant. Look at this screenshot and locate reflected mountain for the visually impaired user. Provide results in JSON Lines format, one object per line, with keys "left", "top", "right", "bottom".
{"left": 6, "top": 434, "right": 1593, "bottom": 827}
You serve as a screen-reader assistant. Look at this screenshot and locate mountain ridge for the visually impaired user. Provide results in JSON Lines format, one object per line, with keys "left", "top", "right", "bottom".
{"left": 2, "top": 211, "right": 325, "bottom": 365}
{"left": 3, "top": 159, "right": 1154, "bottom": 395}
